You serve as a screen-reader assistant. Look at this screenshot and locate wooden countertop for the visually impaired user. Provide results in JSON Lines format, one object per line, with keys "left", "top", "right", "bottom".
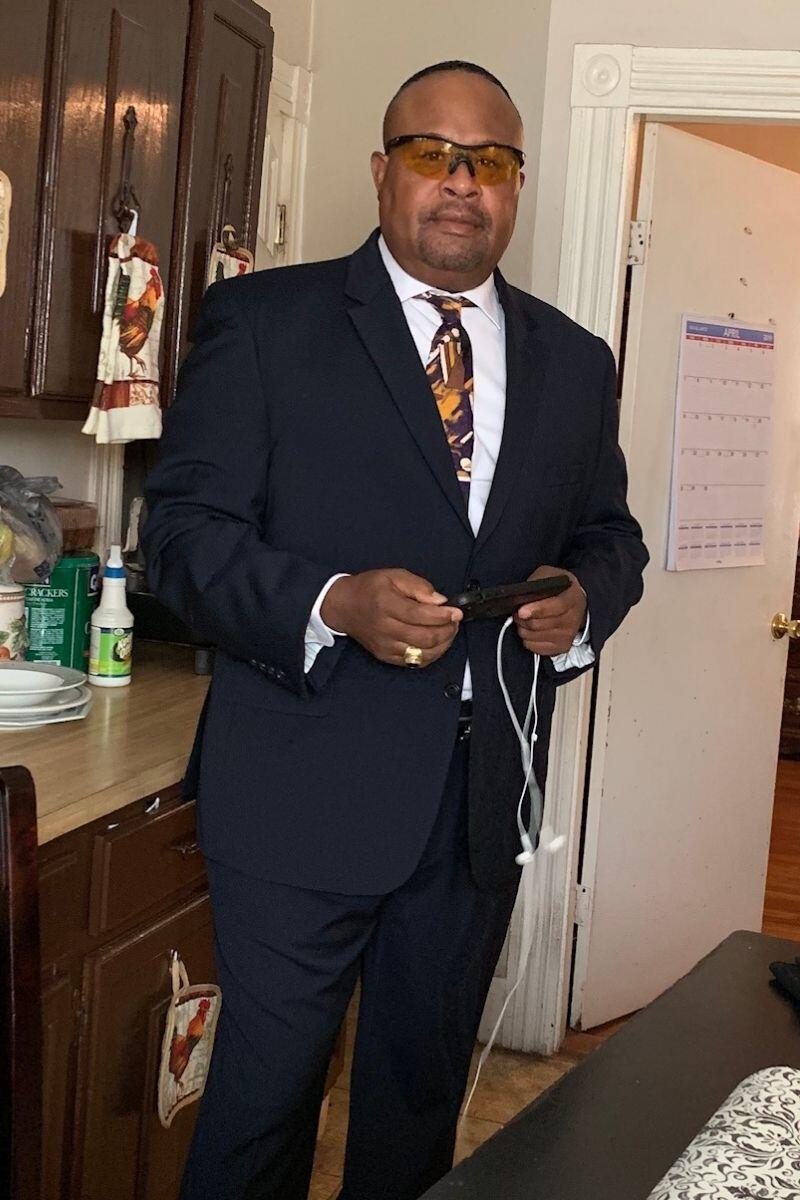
{"left": 0, "top": 642, "right": 209, "bottom": 844}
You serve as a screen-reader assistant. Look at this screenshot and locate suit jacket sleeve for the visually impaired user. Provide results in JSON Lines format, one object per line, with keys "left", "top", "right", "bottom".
{"left": 546, "top": 338, "right": 649, "bottom": 685}
{"left": 142, "top": 279, "right": 340, "bottom": 698}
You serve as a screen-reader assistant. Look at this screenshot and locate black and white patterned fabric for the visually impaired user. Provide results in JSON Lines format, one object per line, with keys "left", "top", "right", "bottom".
{"left": 647, "top": 1066, "right": 800, "bottom": 1198}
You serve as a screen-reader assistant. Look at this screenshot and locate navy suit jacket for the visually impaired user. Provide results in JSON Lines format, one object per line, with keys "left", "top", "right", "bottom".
{"left": 143, "top": 231, "right": 648, "bottom": 893}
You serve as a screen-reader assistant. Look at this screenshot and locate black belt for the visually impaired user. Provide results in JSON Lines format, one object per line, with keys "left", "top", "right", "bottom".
{"left": 457, "top": 700, "right": 472, "bottom": 740}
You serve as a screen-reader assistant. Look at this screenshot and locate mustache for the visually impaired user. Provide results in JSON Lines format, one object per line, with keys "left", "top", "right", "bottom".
{"left": 419, "top": 203, "right": 491, "bottom": 231}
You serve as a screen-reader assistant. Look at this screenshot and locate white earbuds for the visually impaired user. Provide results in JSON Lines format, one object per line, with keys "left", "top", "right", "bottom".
{"left": 515, "top": 833, "right": 536, "bottom": 866}
{"left": 461, "top": 623, "right": 567, "bottom": 1134}
{"left": 538, "top": 825, "right": 566, "bottom": 854}
{"left": 496, "top": 617, "right": 564, "bottom": 867}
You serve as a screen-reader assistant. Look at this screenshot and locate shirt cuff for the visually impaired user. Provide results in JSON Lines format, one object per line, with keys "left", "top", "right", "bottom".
{"left": 551, "top": 610, "right": 595, "bottom": 673}
{"left": 304, "top": 573, "right": 349, "bottom": 673}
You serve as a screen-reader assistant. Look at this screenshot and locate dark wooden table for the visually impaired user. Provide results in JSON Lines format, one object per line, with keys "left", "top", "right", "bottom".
{"left": 423, "top": 931, "right": 800, "bottom": 1199}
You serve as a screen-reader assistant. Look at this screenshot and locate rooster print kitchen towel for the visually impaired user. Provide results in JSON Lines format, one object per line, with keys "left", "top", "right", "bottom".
{"left": 83, "top": 233, "right": 165, "bottom": 444}
{"left": 158, "top": 956, "right": 222, "bottom": 1129}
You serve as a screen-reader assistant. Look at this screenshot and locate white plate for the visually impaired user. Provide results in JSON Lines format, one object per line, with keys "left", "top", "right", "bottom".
{"left": 0, "top": 662, "right": 88, "bottom": 708}
{"left": 0, "top": 697, "right": 93, "bottom": 729}
{"left": 0, "top": 685, "right": 91, "bottom": 718}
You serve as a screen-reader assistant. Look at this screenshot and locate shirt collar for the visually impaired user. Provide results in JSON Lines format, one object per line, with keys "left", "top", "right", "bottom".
{"left": 378, "top": 233, "right": 502, "bottom": 330}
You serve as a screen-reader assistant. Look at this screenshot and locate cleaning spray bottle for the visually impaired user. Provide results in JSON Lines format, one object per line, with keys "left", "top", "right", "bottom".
{"left": 89, "top": 544, "right": 134, "bottom": 687}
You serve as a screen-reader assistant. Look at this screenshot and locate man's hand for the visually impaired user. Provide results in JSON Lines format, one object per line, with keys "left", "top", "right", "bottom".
{"left": 321, "top": 569, "right": 462, "bottom": 668}
{"left": 514, "top": 566, "right": 587, "bottom": 656}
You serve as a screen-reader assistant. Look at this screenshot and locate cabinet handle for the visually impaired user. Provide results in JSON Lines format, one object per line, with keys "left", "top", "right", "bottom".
{"left": 166, "top": 836, "right": 201, "bottom": 859}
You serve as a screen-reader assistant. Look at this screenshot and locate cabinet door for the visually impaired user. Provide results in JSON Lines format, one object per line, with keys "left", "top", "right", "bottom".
{"left": 0, "top": 0, "right": 50, "bottom": 408}
{"left": 31, "top": 0, "right": 189, "bottom": 409}
{"left": 74, "top": 893, "right": 215, "bottom": 1200}
{"left": 162, "top": 0, "right": 273, "bottom": 404}
{"left": 41, "top": 967, "right": 81, "bottom": 1200}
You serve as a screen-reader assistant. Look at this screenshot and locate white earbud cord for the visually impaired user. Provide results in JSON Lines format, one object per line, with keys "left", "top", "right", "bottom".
{"left": 496, "top": 618, "right": 541, "bottom": 865}
{"left": 459, "top": 617, "right": 565, "bottom": 1133}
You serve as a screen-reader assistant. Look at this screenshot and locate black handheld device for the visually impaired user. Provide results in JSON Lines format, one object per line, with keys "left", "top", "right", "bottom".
{"left": 446, "top": 575, "right": 572, "bottom": 621}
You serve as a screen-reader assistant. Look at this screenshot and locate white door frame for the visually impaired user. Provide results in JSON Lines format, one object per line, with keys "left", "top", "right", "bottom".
{"left": 505, "top": 44, "right": 800, "bottom": 1053}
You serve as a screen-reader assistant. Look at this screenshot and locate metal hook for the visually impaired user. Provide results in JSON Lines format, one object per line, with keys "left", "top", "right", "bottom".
{"left": 221, "top": 223, "right": 240, "bottom": 252}
{"left": 112, "top": 106, "right": 141, "bottom": 233}
{"left": 221, "top": 153, "right": 234, "bottom": 229}
{"left": 216, "top": 154, "right": 242, "bottom": 251}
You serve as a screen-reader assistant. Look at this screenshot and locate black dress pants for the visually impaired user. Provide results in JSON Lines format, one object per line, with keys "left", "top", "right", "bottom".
{"left": 179, "top": 733, "right": 520, "bottom": 1200}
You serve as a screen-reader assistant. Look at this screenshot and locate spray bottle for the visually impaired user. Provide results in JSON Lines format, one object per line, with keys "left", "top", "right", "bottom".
{"left": 89, "top": 544, "right": 134, "bottom": 687}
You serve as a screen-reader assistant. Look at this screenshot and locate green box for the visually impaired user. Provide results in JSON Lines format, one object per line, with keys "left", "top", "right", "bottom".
{"left": 24, "top": 553, "right": 100, "bottom": 670}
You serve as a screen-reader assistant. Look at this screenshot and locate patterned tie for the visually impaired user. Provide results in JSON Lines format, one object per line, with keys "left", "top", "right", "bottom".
{"left": 417, "top": 292, "right": 477, "bottom": 501}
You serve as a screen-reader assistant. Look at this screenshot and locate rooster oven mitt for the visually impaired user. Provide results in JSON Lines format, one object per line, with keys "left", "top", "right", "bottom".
{"left": 206, "top": 223, "right": 254, "bottom": 288}
{"left": 83, "top": 231, "right": 165, "bottom": 444}
{"left": 157, "top": 953, "right": 222, "bottom": 1129}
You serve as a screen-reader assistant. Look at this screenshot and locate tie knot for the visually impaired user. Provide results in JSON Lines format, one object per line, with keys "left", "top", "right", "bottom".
{"left": 417, "top": 292, "right": 476, "bottom": 325}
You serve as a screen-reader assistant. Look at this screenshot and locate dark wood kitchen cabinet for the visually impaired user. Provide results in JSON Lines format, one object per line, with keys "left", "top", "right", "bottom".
{"left": 41, "top": 967, "right": 82, "bottom": 1200}
{"left": 163, "top": 0, "right": 272, "bottom": 402}
{"left": 32, "top": 0, "right": 190, "bottom": 410}
{"left": 0, "top": 0, "right": 273, "bottom": 420}
{"left": 76, "top": 896, "right": 215, "bottom": 1200}
{"left": 34, "top": 782, "right": 345, "bottom": 1199}
{"left": 0, "top": 3, "right": 51, "bottom": 403}
{"left": 38, "top": 783, "right": 212, "bottom": 1200}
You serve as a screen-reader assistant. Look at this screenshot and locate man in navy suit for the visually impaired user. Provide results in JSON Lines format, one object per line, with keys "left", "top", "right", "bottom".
{"left": 144, "top": 60, "right": 648, "bottom": 1200}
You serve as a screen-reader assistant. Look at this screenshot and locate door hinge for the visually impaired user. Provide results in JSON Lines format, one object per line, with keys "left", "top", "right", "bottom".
{"left": 627, "top": 219, "right": 648, "bottom": 266}
{"left": 275, "top": 203, "right": 287, "bottom": 247}
{"left": 574, "top": 883, "right": 594, "bottom": 927}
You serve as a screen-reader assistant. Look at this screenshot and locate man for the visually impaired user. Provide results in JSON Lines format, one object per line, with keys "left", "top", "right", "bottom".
{"left": 144, "top": 60, "right": 648, "bottom": 1200}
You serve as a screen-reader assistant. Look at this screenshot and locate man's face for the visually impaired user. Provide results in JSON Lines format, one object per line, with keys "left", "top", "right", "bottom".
{"left": 371, "top": 71, "right": 524, "bottom": 291}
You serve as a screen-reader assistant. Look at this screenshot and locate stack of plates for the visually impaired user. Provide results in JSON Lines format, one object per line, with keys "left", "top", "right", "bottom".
{"left": 0, "top": 662, "right": 92, "bottom": 729}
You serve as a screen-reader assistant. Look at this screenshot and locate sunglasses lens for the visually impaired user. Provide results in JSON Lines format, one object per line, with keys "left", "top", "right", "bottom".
{"left": 472, "top": 147, "right": 518, "bottom": 185}
{"left": 398, "top": 138, "right": 453, "bottom": 178}
{"left": 395, "top": 139, "right": 520, "bottom": 185}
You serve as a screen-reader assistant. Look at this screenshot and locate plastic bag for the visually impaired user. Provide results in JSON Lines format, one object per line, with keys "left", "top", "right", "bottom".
{"left": 0, "top": 467, "right": 63, "bottom": 584}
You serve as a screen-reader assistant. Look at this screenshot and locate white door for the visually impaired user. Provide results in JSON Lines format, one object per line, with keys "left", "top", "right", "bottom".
{"left": 571, "top": 123, "right": 800, "bottom": 1030}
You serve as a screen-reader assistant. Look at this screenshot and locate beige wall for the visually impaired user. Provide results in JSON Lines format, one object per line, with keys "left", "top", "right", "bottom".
{"left": 256, "top": 0, "right": 314, "bottom": 68}
{"left": 532, "top": 0, "right": 800, "bottom": 305}
{"left": 2, "top": 421, "right": 96, "bottom": 501}
{"left": 669, "top": 121, "right": 800, "bottom": 175}
{"left": 301, "top": 0, "right": 552, "bottom": 290}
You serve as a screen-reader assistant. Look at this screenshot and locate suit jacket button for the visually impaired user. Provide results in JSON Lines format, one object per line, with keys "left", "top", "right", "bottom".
{"left": 466, "top": 579, "right": 481, "bottom": 591}
{"left": 444, "top": 683, "right": 461, "bottom": 699}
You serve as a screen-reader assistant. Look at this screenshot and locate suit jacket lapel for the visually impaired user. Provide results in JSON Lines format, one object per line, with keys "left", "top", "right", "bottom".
{"left": 474, "top": 273, "right": 551, "bottom": 554}
{"left": 345, "top": 233, "right": 473, "bottom": 537}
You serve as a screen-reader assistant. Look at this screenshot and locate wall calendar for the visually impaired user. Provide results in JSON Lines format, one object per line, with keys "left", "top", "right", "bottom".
{"left": 667, "top": 316, "right": 775, "bottom": 571}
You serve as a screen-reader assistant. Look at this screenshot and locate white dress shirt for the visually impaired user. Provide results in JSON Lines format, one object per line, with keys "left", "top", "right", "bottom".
{"left": 303, "top": 236, "right": 595, "bottom": 693}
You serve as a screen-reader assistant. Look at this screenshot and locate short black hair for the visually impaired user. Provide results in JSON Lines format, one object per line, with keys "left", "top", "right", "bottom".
{"left": 383, "top": 60, "right": 520, "bottom": 145}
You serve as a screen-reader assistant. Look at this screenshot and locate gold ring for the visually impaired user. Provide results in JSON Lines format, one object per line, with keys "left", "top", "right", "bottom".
{"left": 403, "top": 645, "right": 423, "bottom": 668}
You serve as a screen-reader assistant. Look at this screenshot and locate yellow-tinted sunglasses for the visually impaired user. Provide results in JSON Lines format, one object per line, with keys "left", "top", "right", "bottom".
{"left": 385, "top": 134, "right": 524, "bottom": 186}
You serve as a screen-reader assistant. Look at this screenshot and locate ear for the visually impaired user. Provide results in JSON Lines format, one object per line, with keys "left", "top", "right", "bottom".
{"left": 371, "top": 151, "right": 388, "bottom": 193}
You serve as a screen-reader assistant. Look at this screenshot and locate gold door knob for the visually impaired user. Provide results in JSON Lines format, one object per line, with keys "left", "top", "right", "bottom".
{"left": 772, "top": 612, "right": 800, "bottom": 640}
